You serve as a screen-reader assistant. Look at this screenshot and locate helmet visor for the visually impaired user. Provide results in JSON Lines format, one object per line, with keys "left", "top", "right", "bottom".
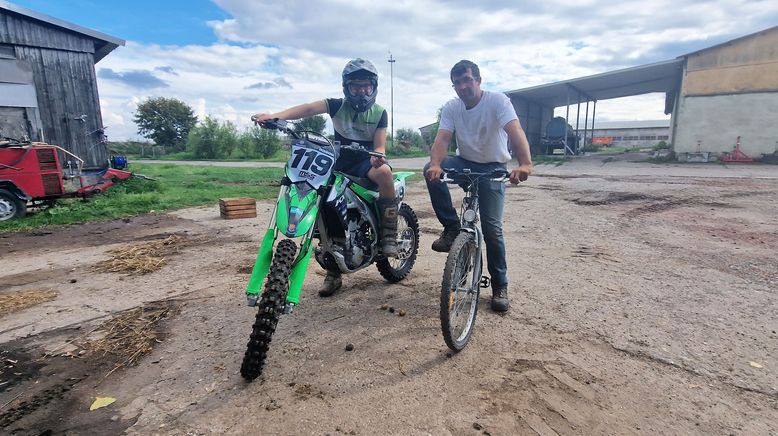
{"left": 346, "top": 79, "right": 375, "bottom": 97}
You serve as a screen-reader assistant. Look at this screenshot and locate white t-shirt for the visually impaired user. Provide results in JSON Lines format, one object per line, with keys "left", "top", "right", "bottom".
{"left": 439, "top": 91, "right": 518, "bottom": 164}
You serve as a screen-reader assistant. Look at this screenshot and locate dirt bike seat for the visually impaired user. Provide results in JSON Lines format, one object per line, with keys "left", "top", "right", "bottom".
{"left": 341, "top": 173, "right": 378, "bottom": 191}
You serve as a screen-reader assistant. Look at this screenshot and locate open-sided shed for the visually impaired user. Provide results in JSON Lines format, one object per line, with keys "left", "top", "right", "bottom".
{"left": 505, "top": 59, "right": 683, "bottom": 155}
{"left": 504, "top": 25, "right": 778, "bottom": 160}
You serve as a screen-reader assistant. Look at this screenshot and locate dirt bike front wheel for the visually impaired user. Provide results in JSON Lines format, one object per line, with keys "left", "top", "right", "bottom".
{"left": 440, "top": 231, "right": 481, "bottom": 351}
{"left": 240, "top": 238, "right": 297, "bottom": 381}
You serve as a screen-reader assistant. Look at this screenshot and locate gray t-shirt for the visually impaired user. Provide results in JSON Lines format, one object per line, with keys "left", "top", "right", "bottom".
{"left": 439, "top": 90, "right": 518, "bottom": 164}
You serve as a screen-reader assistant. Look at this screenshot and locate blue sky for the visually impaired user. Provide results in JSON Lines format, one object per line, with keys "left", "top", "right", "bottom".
{"left": 11, "top": 0, "right": 229, "bottom": 45}
{"left": 6, "top": 0, "right": 778, "bottom": 140}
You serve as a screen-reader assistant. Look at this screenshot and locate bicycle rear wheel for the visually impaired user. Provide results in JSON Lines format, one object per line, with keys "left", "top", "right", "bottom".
{"left": 440, "top": 231, "right": 481, "bottom": 351}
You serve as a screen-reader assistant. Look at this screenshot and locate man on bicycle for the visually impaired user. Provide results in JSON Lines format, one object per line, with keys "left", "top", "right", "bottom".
{"left": 252, "top": 58, "right": 398, "bottom": 298}
{"left": 425, "top": 59, "right": 533, "bottom": 312}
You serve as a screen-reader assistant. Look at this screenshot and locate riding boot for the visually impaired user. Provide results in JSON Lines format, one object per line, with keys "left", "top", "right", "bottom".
{"left": 318, "top": 271, "right": 342, "bottom": 297}
{"left": 378, "top": 197, "right": 399, "bottom": 257}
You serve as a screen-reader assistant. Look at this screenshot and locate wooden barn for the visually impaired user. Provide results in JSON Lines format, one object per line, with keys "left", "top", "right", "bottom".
{"left": 0, "top": 2, "right": 124, "bottom": 168}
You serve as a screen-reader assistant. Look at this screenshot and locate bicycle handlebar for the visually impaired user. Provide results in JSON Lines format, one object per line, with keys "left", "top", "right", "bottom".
{"left": 440, "top": 168, "right": 509, "bottom": 184}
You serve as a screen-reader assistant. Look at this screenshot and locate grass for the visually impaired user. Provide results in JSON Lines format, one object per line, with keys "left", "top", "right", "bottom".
{"left": 0, "top": 164, "right": 283, "bottom": 232}
{"left": 133, "top": 147, "right": 429, "bottom": 162}
{"left": 0, "top": 164, "right": 426, "bottom": 232}
{"left": 131, "top": 148, "right": 290, "bottom": 162}
{"left": 387, "top": 149, "right": 429, "bottom": 159}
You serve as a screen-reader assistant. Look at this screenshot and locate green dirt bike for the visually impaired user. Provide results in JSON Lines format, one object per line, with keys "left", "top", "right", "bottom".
{"left": 439, "top": 168, "right": 509, "bottom": 351}
{"left": 240, "top": 119, "right": 420, "bottom": 381}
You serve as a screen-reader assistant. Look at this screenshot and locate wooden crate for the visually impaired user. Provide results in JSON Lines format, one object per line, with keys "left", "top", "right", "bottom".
{"left": 219, "top": 197, "right": 257, "bottom": 220}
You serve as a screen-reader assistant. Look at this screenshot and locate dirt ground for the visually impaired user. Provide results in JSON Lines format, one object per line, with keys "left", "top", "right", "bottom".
{"left": 1, "top": 159, "right": 776, "bottom": 435}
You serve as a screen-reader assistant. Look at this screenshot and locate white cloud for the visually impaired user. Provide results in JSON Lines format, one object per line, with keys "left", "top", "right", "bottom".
{"left": 95, "top": 0, "right": 778, "bottom": 140}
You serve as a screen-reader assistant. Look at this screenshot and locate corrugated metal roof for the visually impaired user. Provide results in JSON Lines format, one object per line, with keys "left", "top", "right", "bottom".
{"left": 592, "top": 120, "right": 670, "bottom": 129}
{"left": 0, "top": 1, "right": 125, "bottom": 62}
{"left": 505, "top": 58, "right": 684, "bottom": 108}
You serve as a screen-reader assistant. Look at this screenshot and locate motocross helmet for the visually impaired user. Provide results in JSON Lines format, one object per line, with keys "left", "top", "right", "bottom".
{"left": 342, "top": 58, "right": 379, "bottom": 112}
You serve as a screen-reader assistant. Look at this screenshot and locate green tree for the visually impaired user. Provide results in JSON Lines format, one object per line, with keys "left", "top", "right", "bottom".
{"left": 133, "top": 97, "right": 197, "bottom": 151}
{"left": 187, "top": 116, "right": 238, "bottom": 159}
{"left": 294, "top": 115, "right": 327, "bottom": 135}
{"left": 392, "top": 128, "right": 424, "bottom": 155}
{"left": 238, "top": 126, "right": 282, "bottom": 159}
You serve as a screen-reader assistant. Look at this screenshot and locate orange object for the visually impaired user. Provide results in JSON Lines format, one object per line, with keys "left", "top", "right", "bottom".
{"left": 721, "top": 136, "right": 753, "bottom": 162}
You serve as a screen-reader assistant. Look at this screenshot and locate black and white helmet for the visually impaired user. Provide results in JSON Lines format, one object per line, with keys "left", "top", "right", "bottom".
{"left": 342, "top": 58, "right": 378, "bottom": 112}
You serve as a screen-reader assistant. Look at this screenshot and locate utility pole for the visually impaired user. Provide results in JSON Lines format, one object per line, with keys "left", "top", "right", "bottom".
{"left": 387, "top": 51, "right": 395, "bottom": 148}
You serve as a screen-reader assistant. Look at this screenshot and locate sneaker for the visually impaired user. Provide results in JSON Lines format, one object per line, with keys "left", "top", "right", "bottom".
{"left": 491, "top": 287, "right": 509, "bottom": 312}
{"left": 318, "top": 272, "right": 342, "bottom": 297}
{"left": 431, "top": 228, "right": 459, "bottom": 252}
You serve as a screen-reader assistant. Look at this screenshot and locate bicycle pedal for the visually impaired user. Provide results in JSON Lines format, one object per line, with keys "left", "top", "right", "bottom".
{"left": 479, "top": 276, "right": 491, "bottom": 288}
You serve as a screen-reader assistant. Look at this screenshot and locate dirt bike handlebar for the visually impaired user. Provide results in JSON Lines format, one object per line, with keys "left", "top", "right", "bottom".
{"left": 254, "top": 118, "right": 385, "bottom": 159}
{"left": 340, "top": 143, "right": 385, "bottom": 159}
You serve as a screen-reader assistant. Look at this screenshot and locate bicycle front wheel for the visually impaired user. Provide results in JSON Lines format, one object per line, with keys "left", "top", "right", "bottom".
{"left": 440, "top": 231, "right": 481, "bottom": 351}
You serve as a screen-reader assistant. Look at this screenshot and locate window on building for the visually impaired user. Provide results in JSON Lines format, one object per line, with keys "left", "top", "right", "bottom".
{"left": 0, "top": 45, "right": 15, "bottom": 59}
{"left": 657, "top": 135, "right": 669, "bottom": 140}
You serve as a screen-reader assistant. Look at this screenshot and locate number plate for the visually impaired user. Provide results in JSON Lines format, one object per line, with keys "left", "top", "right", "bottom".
{"left": 286, "top": 140, "right": 336, "bottom": 188}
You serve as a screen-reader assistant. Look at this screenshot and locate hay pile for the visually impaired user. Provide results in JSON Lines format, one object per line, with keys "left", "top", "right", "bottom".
{"left": 94, "top": 235, "right": 184, "bottom": 274}
{"left": 84, "top": 302, "right": 175, "bottom": 374}
{"left": 0, "top": 289, "right": 58, "bottom": 317}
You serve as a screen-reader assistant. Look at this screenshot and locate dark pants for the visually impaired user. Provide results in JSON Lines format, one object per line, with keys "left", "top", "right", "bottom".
{"left": 424, "top": 156, "right": 508, "bottom": 288}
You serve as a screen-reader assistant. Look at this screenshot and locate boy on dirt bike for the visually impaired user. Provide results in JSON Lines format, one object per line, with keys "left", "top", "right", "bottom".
{"left": 251, "top": 58, "right": 398, "bottom": 297}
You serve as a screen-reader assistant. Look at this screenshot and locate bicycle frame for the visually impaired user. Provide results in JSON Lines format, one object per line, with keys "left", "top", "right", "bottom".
{"left": 442, "top": 169, "right": 510, "bottom": 290}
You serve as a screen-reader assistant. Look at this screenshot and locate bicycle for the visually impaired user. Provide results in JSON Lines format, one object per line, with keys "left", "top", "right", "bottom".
{"left": 438, "top": 168, "right": 510, "bottom": 351}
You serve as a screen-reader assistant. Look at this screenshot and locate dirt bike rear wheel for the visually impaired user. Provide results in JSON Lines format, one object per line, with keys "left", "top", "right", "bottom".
{"left": 440, "top": 231, "right": 481, "bottom": 351}
{"left": 376, "top": 203, "right": 420, "bottom": 282}
{"left": 240, "top": 238, "right": 297, "bottom": 381}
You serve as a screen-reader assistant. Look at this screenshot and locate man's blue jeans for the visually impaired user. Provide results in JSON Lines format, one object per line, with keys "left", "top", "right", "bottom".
{"left": 424, "top": 156, "right": 508, "bottom": 288}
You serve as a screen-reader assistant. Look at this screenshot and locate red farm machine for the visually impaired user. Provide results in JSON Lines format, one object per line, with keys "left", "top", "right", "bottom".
{"left": 0, "top": 139, "right": 133, "bottom": 221}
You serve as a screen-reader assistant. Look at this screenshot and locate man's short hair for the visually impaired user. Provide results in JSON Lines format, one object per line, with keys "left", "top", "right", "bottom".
{"left": 450, "top": 60, "right": 480, "bottom": 81}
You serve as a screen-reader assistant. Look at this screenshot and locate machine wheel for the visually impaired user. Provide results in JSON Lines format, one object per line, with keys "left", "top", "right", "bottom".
{"left": 0, "top": 189, "right": 26, "bottom": 221}
{"left": 440, "top": 232, "right": 481, "bottom": 351}
{"left": 376, "top": 203, "right": 419, "bottom": 283}
{"left": 240, "top": 238, "right": 297, "bottom": 381}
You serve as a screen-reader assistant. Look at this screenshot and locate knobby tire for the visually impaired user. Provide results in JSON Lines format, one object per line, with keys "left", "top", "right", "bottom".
{"left": 240, "top": 238, "right": 297, "bottom": 381}
{"left": 376, "top": 203, "right": 420, "bottom": 282}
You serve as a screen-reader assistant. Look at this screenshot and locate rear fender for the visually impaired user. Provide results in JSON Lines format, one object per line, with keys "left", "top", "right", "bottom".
{"left": 392, "top": 171, "right": 414, "bottom": 202}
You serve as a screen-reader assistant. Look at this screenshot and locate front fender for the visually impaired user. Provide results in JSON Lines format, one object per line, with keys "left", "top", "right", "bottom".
{"left": 277, "top": 183, "right": 320, "bottom": 237}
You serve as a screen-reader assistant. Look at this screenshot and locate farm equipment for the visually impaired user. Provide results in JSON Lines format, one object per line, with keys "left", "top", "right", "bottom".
{"left": 538, "top": 117, "right": 579, "bottom": 155}
{"left": 720, "top": 136, "right": 754, "bottom": 163}
{"left": 0, "top": 139, "right": 133, "bottom": 220}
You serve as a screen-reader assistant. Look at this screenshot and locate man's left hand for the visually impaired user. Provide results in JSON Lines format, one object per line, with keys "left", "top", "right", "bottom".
{"left": 370, "top": 156, "right": 387, "bottom": 168}
{"left": 509, "top": 164, "right": 532, "bottom": 184}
